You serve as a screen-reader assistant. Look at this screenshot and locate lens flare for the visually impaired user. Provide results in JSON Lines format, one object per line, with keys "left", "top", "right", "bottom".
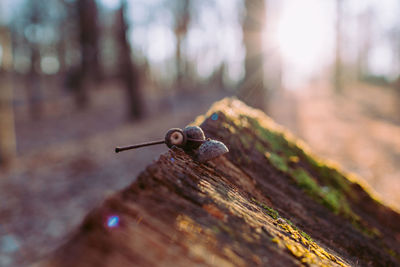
{"left": 211, "top": 113, "right": 219, "bottom": 121}
{"left": 107, "top": 215, "right": 120, "bottom": 228}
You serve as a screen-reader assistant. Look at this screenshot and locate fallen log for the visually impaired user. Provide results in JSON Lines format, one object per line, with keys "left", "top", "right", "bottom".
{"left": 42, "top": 98, "right": 400, "bottom": 267}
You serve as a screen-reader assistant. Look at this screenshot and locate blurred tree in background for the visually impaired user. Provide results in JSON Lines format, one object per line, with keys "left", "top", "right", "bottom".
{"left": 116, "top": 0, "right": 145, "bottom": 120}
{"left": 3, "top": 2, "right": 400, "bottom": 265}
{"left": 0, "top": 0, "right": 399, "bottom": 167}
{"left": 334, "top": 0, "right": 343, "bottom": 94}
{"left": 24, "top": 1, "right": 44, "bottom": 118}
{"left": 239, "top": 0, "right": 267, "bottom": 111}
{"left": 173, "top": 0, "right": 191, "bottom": 91}
{"left": 0, "top": 25, "right": 16, "bottom": 168}
{"left": 356, "top": 7, "right": 374, "bottom": 81}
{"left": 76, "top": 0, "right": 101, "bottom": 108}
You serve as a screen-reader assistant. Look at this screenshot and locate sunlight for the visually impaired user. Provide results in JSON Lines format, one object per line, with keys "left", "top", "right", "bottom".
{"left": 41, "top": 55, "right": 60, "bottom": 75}
{"left": 145, "top": 26, "right": 175, "bottom": 63}
{"left": 97, "top": 0, "right": 120, "bottom": 10}
{"left": 272, "top": 0, "right": 334, "bottom": 88}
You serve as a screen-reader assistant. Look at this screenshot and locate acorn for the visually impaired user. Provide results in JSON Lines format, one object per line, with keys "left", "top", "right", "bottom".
{"left": 195, "top": 139, "right": 229, "bottom": 163}
{"left": 115, "top": 126, "right": 228, "bottom": 163}
{"left": 183, "top": 126, "right": 206, "bottom": 150}
{"left": 115, "top": 127, "right": 203, "bottom": 152}
{"left": 165, "top": 128, "right": 187, "bottom": 148}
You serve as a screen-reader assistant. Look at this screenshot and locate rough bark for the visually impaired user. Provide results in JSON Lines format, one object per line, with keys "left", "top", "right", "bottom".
{"left": 42, "top": 98, "right": 400, "bottom": 267}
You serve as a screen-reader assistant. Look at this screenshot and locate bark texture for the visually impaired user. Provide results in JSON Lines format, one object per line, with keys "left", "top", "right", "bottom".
{"left": 42, "top": 98, "right": 400, "bottom": 267}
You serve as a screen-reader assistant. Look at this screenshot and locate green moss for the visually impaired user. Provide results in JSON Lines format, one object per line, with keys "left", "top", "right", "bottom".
{"left": 245, "top": 114, "right": 352, "bottom": 217}
{"left": 300, "top": 231, "right": 313, "bottom": 242}
{"left": 265, "top": 152, "right": 289, "bottom": 173}
{"left": 321, "top": 190, "right": 341, "bottom": 213}
{"left": 282, "top": 219, "right": 314, "bottom": 242}
{"left": 251, "top": 198, "right": 279, "bottom": 219}
{"left": 203, "top": 98, "right": 382, "bottom": 239}
{"left": 246, "top": 117, "right": 286, "bottom": 152}
{"left": 244, "top": 115, "right": 365, "bottom": 233}
{"left": 290, "top": 169, "right": 320, "bottom": 194}
{"left": 288, "top": 169, "right": 379, "bottom": 238}
{"left": 255, "top": 141, "right": 266, "bottom": 153}
{"left": 245, "top": 114, "right": 351, "bottom": 196}
{"left": 251, "top": 198, "right": 315, "bottom": 243}
{"left": 306, "top": 160, "right": 351, "bottom": 193}
{"left": 289, "top": 168, "right": 353, "bottom": 217}
{"left": 264, "top": 205, "right": 280, "bottom": 219}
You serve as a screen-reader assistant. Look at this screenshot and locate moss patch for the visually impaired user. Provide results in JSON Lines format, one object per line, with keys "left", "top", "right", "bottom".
{"left": 251, "top": 197, "right": 279, "bottom": 219}
{"left": 265, "top": 152, "right": 289, "bottom": 173}
{"left": 263, "top": 148, "right": 353, "bottom": 219}
{"left": 201, "top": 98, "right": 382, "bottom": 238}
{"left": 251, "top": 198, "right": 348, "bottom": 266}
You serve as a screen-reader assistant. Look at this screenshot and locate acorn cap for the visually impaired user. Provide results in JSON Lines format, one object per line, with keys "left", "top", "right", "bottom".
{"left": 183, "top": 126, "right": 206, "bottom": 150}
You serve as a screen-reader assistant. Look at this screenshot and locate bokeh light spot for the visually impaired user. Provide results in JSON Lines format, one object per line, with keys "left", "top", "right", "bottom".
{"left": 107, "top": 215, "right": 119, "bottom": 228}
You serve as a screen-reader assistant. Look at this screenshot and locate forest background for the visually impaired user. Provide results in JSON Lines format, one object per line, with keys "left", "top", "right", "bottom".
{"left": 0, "top": 0, "right": 399, "bottom": 265}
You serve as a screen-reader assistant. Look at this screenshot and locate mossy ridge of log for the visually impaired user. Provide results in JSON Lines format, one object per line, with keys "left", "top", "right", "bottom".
{"left": 44, "top": 98, "right": 400, "bottom": 267}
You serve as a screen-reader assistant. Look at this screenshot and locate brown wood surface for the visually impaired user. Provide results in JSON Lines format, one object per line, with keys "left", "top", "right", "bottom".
{"left": 42, "top": 98, "right": 400, "bottom": 267}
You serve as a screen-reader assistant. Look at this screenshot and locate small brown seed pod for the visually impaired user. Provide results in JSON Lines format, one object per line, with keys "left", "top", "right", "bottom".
{"left": 183, "top": 126, "right": 206, "bottom": 150}
{"left": 165, "top": 128, "right": 187, "bottom": 148}
{"left": 115, "top": 126, "right": 228, "bottom": 163}
{"left": 195, "top": 139, "right": 229, "bottom": 163}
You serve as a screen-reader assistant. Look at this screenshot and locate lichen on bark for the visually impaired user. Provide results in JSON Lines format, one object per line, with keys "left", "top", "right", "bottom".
{"left": 43, "top": 98, "right": 400, "bottom": 267}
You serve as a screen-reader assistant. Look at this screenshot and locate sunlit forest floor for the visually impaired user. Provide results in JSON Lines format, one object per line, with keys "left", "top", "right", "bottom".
{"left": 1, "top": 80, "right": 399, "bottom": 266}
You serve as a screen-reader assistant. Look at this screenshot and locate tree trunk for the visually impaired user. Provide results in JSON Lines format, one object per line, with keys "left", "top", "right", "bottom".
{"left": 334, "top": 0, "right": 343, "bottom": 93}
{"left": 44, "top": 98, "right": 400, "bottom": 267}
{"left": 116, "top": 1, "right": 144, "bottom": 120}
{"left": 76, "top": 0, "right": 101, "bottom": 108}
{"left": 239, "top": 0, "right": 267, "bottom": 111}
{"left": 26, "top": 42, "right": 43, "bottom": 119}
{"left": 356, "top": 9, "right": 373, "bottom": 80}
{"left": 25, "top": 1, "right": 43, "bottom": 119}
{"left": 0, "top": 26, "right": 16, "bottom": 168}
{"left": 174, "top": 0, "right": 190, "bottom": 91}
{"left": 175, "top": 33, "right": 183, "bottom": 90}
